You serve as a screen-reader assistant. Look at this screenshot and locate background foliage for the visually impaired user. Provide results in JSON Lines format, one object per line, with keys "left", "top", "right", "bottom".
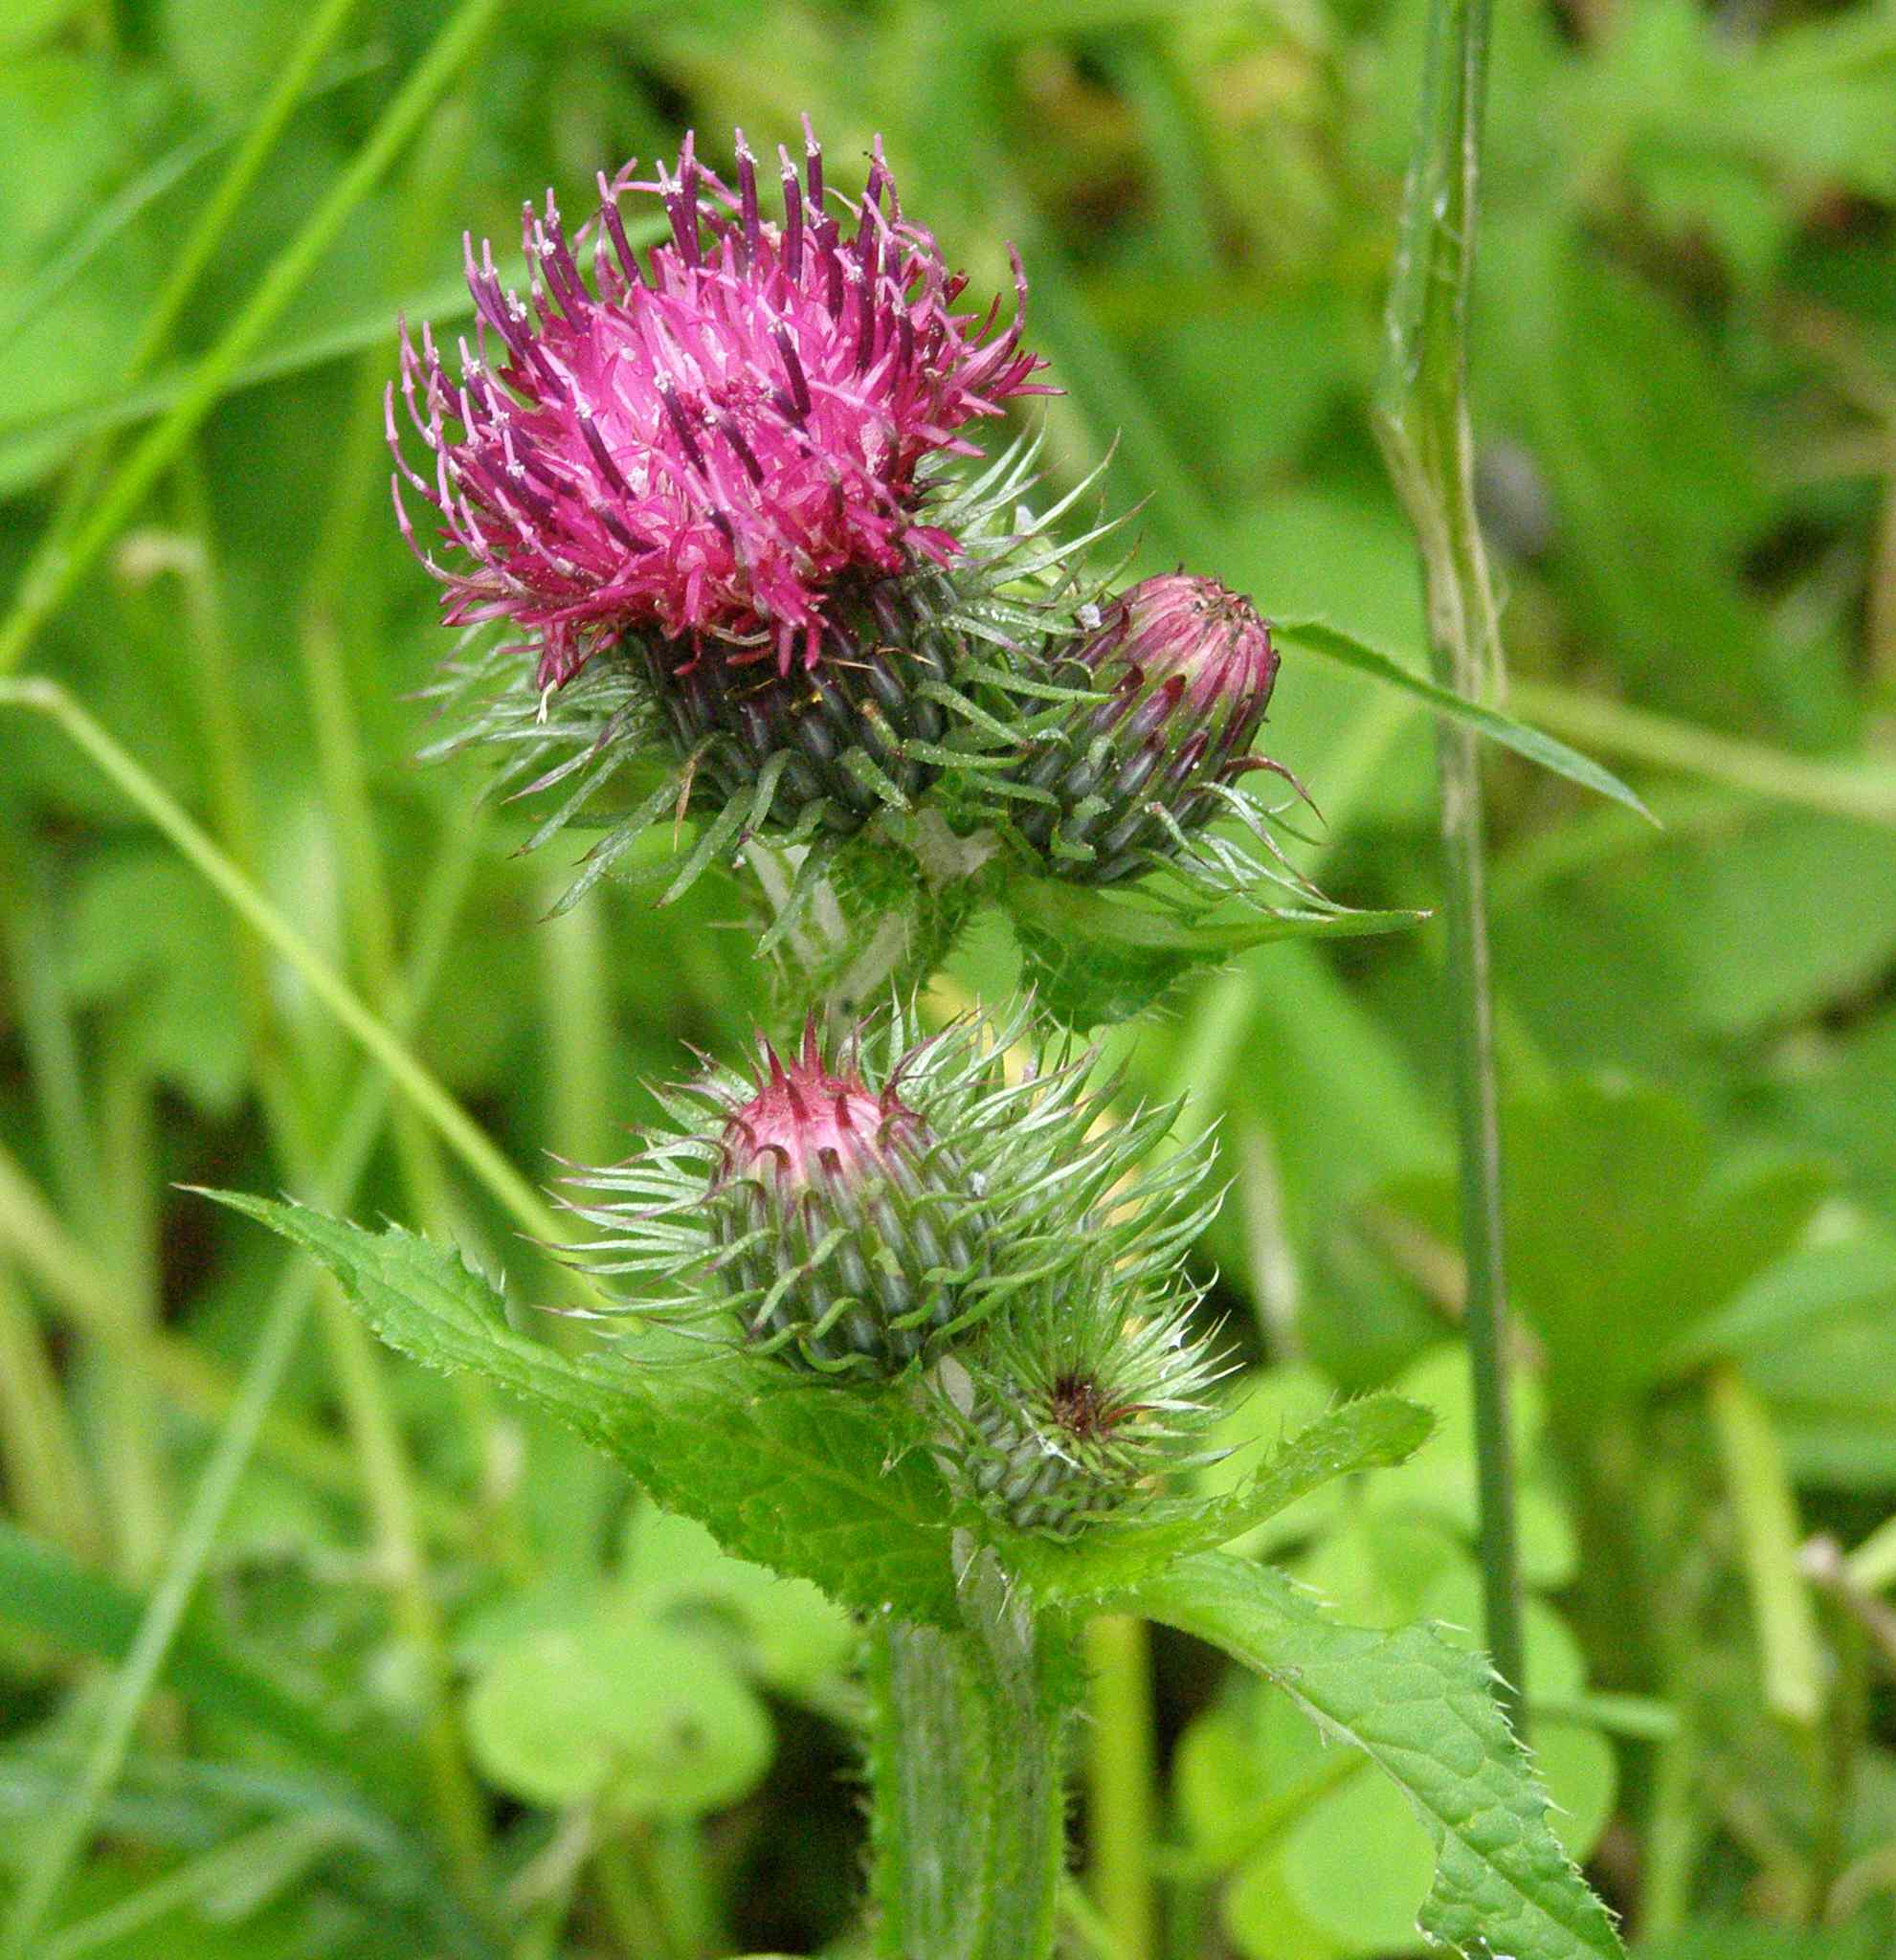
{"left": 2, "top": 0, "right": 1894, "bottom": 1955}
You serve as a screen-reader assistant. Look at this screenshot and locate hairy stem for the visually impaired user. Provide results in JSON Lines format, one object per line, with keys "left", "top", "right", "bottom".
{"left": 869, "top": 1542, "right": 1073, "bottom": 1960}
{"left": 1371, "top": 0, "right": 1526, "bottom": 1726}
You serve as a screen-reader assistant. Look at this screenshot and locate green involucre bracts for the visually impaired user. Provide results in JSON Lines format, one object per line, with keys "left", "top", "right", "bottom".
{"left": 562, "top": 1002, "right": 1228, "bottom": 1537}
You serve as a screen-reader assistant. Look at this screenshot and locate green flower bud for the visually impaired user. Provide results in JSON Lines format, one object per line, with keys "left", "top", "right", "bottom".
{"left": 1006, "top": 572, "right": 1283, "bottom": 883}
{"left": 943, "top": 1266, "right": 1228, "bottom": 1538}
{"left": 563, "top": 1004, "right": 1219, "bottom": 1385}
{"left": 703, "top": 1023, "right": 988, "bottom": 1371}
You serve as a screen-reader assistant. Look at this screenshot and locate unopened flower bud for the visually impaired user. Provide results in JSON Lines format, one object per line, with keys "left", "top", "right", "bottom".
{"left": 1007, "top": 573, "right": 1280, "bottom": 883}
{"left": 562, "top": 1006, "right": 1216, "bottom": 1389}
{"left": 946, "top": 1276, "right": 1227, "bottom": 1538}
{"left": 705, "top": 1024, "right": 987, "bottom": 1371}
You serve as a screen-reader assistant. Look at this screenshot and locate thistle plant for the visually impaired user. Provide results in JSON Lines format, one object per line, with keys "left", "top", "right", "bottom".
{"left": 563, "top": 1004, "right": 1227, "bottom": 1540}
{"left": 390, "top": 123, "right": 1088, "bottom": 893}
{"left": 200, "top": 117, "right": 1629, "bottom": 1960}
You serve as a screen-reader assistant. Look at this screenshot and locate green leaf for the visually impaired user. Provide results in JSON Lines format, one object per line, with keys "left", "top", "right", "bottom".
{"left": 63, "top": 846, "right": 248, "bottom": 1115}
{"left": 1737, "top": 1289, "right": 1896, "bottom": 1492}
{"left": 1626, "top": 813, "right": 1896, "bottom": 1036}
{"left": 193, "top": 1192, "right": 963, "bottom": 1625}
{"left": 1119, "top": 1553, "right": 1626, "bottom": 1960}
{"left": 1664, "top": 1234, "right": 1896, "bottom": 1375}
{"left": 465, "top": 1617, "right": 773, "bottom": 1818}
{"left": 1275, "top": 1716, "right": 1617, "bottom": 1955}
{"left": 1012, "top": 914, "right": 1195, "bottom": 1029}
{"left": 620, "top": 1509, "right": 858, "bottom": 1697}
{"left": 1010, "top": 877, "right": 1423, "bottom": 959}
{"left": 1003, "top": 1395, "right": 1433, "bottom": 1602}
{"left": 1276, "top": 618, "right": 1654, "bottom": 820}
{"left": 1008, "top": 880, "right": 1422, "bottom": 1028}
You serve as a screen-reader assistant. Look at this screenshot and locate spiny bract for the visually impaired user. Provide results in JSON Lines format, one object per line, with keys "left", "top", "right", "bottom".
{"left": 560, "top": 1003, "right": 1221, "bottom": 1389}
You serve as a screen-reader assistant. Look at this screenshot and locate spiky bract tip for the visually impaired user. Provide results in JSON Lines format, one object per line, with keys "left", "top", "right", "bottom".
{"left": 559, "top": 1000, "right": 1220, "bottom": 1384}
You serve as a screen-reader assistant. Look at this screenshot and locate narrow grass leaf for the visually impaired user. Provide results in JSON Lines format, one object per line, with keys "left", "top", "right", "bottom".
{"left": 0, "top": 1520, "right": 347, "bottom": 1768}
{"left": 1278, "top": 619, "right": 1654, "bottom": 820}
{"left": 0, "top": 0, "right": 504, "bottom": 675}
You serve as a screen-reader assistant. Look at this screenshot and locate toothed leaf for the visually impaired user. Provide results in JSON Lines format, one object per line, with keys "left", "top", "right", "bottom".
{"left": 1001, "top": 1395, "right": 1433, "bottom": 1601}
{"left": 194, "top": 1192, "right": 962, "bottom": 1624}
{"left": 1119, "top": 1553, "right": 1626, "bottom": 1960}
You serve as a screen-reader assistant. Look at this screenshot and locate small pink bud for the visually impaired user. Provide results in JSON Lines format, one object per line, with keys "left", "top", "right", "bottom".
{"left": 1010, "top": 573, "right": 1281, "bottom": 883}
{"left": 707, "top": 1022, "right": 983, "bottom": 1374}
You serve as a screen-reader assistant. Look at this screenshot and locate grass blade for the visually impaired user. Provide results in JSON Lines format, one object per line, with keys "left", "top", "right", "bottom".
{"left": 1278, "top": 618, "right": 1654, "bottom": 820}
{"left": 0, "top": 679, "right": 563, "bottom": 1249}
{"left": 0, "top": 0, "right": 504, "bottom": 676}
{"left": 0, "top": 816, "right": 481, "bottom": 1960}
{"left": 0, "top": 1521, "right": 347, "bottom": 1767}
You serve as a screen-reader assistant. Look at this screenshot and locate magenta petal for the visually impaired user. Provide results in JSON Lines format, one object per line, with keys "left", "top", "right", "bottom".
{"left": 390, "top": 126, "right": 1050, "bottom": 683}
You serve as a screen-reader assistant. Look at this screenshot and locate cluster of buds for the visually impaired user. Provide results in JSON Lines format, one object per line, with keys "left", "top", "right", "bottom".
{"left": 563, "top": 1008, "right": 1224, "bottom": 1535}
{"left": 392, "top": 126, "right": 1303, "bottom": 945}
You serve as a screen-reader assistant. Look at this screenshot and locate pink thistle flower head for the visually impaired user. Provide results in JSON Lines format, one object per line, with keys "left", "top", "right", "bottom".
{"left": 390, "top": 122, "right": 1050, "bottom": 690}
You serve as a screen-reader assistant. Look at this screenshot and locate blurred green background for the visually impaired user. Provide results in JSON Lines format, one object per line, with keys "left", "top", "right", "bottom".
{"left": 3, "top": 0, "right": 1895, "bottom": 1955}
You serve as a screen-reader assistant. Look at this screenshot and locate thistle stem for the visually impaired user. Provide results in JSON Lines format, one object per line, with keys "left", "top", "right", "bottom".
{"left": 1430, "top": 715, "right": 1527, "bottom": 1730}
{"left": 1371, "top": 0, "right": 1527, "bottom": 1725}
{"left": 868, "top": 1542, "right": 1073, "bottom": 1960}
{"left": 1084, "top": 1614, "right": 1158, "bottom": 1959}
